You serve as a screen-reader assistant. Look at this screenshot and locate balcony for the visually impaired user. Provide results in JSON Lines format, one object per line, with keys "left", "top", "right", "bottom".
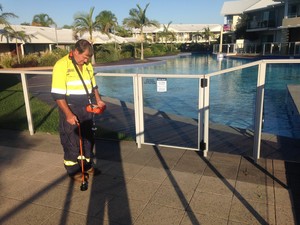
{"left": 282, "top": 16, "right": 300, "bottom": 27}
{"left": 248, "top": 20, "right": 276, "bottom": 30}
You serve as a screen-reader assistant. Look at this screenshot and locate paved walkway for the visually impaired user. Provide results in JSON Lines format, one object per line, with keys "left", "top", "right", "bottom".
{"left": 1, "top": 62, "right": 299, "bottom": 224}
{"left": 0, "top": 129, "right": 299, "bottom": 225}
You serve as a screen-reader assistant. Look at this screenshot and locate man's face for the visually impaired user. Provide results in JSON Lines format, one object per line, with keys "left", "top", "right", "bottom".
{"left": 74, "top": 49, "right": 91, "bottom": 65}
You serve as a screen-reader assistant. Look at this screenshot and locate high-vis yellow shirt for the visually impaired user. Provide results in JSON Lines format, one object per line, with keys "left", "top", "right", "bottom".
{"left": 51, "top": 54, "right": 96, "bottom": 96}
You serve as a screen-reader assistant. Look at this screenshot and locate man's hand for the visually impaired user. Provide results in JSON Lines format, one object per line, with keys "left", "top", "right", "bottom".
{"left": 66, "top": 113, "right": 78, "bottom": 125}
{"left": 56, "top": 99, "right": 78, "bottom": 125}
{"left": 96, "top": 99, "right": 106, "bottom": 109}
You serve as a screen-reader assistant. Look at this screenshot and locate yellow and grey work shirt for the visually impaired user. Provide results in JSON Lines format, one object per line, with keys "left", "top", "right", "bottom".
{"left": 51, "top": 54, "right": 96, "bottom": 97}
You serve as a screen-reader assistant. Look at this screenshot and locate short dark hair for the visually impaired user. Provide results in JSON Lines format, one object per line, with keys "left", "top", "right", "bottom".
{"left": 75, "top": 39, "right": 93, "bottom": 57}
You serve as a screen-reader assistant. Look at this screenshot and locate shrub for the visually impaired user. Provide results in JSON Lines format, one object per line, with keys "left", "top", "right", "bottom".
{"left": 0, "top": 54, "right": 16, "bottom": 68}
{"left": 121, "top": 44, "right": 134, "bottom": 58}
{"left": 150, "top": 44, "right": 165, "bottom": 56}
{"left": 143, "top": 48, "right": 153, "bottom": 57}
{"left": 39, "top": 51, "right": 61, "bottom": 66}
{"left": 94, "top": 44, "right": 120, "bottom": 63}
{"left": 12, "top": 54, "right": 39, "bottom": 68}
{"left": 52, "top": 48, "right": 69, "bottom": 58}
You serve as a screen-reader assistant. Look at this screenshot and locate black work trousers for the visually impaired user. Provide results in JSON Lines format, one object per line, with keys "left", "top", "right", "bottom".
{"left": 58, "top": 104, "right": 94, "bottom": 176}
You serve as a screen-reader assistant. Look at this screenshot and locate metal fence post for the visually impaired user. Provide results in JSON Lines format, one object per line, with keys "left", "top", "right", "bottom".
{"left": 133, "top": 74, "right": 142, "bottom": 148}
{"left": 137, "top": 75, "right": 145, "bottom": 145}
{"left": 20, "top": 72, "right": 34, "bottom": 135}
{"left": 253, "top": 61, "right": 266, "bottom": 161}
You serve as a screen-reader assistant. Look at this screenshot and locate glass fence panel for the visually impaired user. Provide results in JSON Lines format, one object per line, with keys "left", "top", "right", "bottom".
{"left": 264, "top": 63, "right": 300, "bottom": 139}
{"left": 209, "top": 66, "right": 258, "bottom": 156}
{"left": 141, "top": 77, "right": 199, "bottom": 148}
{"left": 95, "top": 76, "right": 136, "bottom": 138}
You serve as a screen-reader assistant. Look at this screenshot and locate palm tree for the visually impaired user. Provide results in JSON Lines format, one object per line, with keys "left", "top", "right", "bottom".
{"left": 192, "top": 31, "right": 203, "bottom": 43}
{"left": 95, "top": 10, "right": 118, "bottom": 37}
{"left": 32, "top": 13, "right": 55, "bottom": 27}
{"left": 123, "top": 3, "right": 159, "bottom": 60}
{"left": 73, "top": 7, "right": 99, "bottom": 64}
{"left": 0, "top": 4, "right": 18, "bottom": 25}
{"left": 158, "top": 21, "right": 176, "bottom": 50}
{"left": 115, "top": 25, "right": 131, "bottom": 37}
{"left": 201, "top": 27, "right": 215, "bottom": 45}
{"left": 1, "top": 25, "right": 33, "bottom": 64}
{"left": 95, "top": 10, "right": 119, "bottom": 49}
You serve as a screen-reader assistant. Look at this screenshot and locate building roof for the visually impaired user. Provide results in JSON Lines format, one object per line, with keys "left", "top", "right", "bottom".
{"left": 221, "top": 0, "right": 261, "bottom": 15}
{"left": 133, "top": 24, "right": 222, "bottom": 34}
{"left": 0, "top": 24, "right": 128, "bottom": 45}
{"left": 0, "top": 24, "right": 74, "bottom": 44}
{"left": 244, "top": 0, "right": 282, "bottom": 12}
{"left": 221, "top": 0, "right": 283, "bottom": 15}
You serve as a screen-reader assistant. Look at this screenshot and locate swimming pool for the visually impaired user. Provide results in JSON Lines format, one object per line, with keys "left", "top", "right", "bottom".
{"left": 95, "top": 54, "right": 300, "bottom": 138}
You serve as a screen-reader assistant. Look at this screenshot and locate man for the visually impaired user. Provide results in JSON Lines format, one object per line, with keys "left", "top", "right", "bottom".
{"left": 51, "top": 39, "right": 105, "bottom": 182}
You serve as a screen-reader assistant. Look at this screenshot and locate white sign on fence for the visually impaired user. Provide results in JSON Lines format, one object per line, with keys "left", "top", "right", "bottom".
{"left": 157, "top": 78, "right": 167, "bottom": 92}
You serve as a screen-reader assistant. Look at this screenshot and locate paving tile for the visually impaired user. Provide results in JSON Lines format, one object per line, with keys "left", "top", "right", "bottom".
{"left": 229, "top": 196, "right": 275, "bottom": 225}
{"left": 235, "top": 180, "right": 275, "bottom": 205}
{"left": 227, "top": 220, "right": 249, "bottom": 225}
{"left": 209, "top": 152, "right": 241, "bottom": 165}
{"left": 162, "top": 170, "right": 201, "bottom": 191}
{"left": 89, "top": 174, "right": 128, "bottom": 196}
{"left": 94, "top": 140, "right": 134, "bottom": 162}
{"left": 134, "top": 166, "right": 168, "bottom": 183}
{"left": 3, "top": 175, "right": 72, "bottom": 201}
{"left": 0, "top": 160, "right": 48, "bottom": 179}
{"left": 43, "top": 210, "right": 121, "bottom": 225}
{"left": 172, "top": 150, "right": 208, "bottom": 174}
{"left": 145, "top": 147, "right": 184, "bottom": 169}
{"left": 31, "top": 166, "right": 67, "bottom": 183}
{"left": 203, "top": 161, "right": 239, "bottom": 180}
{"left": 0, "top": 128, "right": 299, "bottom": 225}
{"left": 99, "top": 196, "right": 147, "bottom": 225}
{"left": 150, "top": 184, "right": 195, "bottom": 209}
{"left": 121, "top": 147, "right": 156, "bottom": 166}
{"left": 188, "top": 191, "right": 232, "bottom": 219}
{"left": 275, "top": 204, "right": 296, "bottom": 225}
{"left": 273, "top": 159, "right": 287, "bottom": 172}
{"left": 180, "top": 211, "right": 228, "bottom": 225}
{"left": 99, "top": 160, "right": 144, "bottom": 179}
{"left": 273, "top": 170, "right": 289, "bottom": 188}
{"left": 134, "top": 203, "right": 185, "bottom": 225}
{"left": 67, "top": 192, "right": 112, "bottom": 217}
{"left": 274, "top": 187, "right": 294, "bottom": 207}
{"left": 117, "top": 178, "right": 161, "bottom": 202}
{"left": 197, "top": 176, "right": 235, "bottom": 197}
{"left": 255, "top": 158, "right": 274, "bottom": 174}
{"left": 237, "top": 162, "right": 272, "bottom": 186}
{"left": 20, "top": 181, "right": 75, "bottom": 209}
{"left": 0, "top": 196, "right": 58, "bottom": 225}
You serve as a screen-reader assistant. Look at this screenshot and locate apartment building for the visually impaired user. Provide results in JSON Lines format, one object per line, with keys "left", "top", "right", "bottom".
{"left": 131, "top": 24, "right": 222, "bottom": 44}
{"left": 220, "top": 0, "right": 300, "bottom": 56}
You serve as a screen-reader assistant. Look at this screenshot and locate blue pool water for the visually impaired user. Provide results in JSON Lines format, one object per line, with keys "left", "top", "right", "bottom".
{"left": 95, "top": 54, "right": 300, "bottom": 138}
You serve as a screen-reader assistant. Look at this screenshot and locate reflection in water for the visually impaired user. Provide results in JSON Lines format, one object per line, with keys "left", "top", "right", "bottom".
{"left": 96, "top": 54, "right": 300, "bottom": 138}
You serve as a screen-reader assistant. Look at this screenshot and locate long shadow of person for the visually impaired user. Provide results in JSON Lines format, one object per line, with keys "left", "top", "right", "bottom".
{"left": 86, "top": 139, "right": 133, "bottom": 224}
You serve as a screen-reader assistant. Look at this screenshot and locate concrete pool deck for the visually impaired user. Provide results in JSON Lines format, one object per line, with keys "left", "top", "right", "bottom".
{"left": 0, "top": 128, "right": 299, "bottom": 225}
{"left": 1, "top": 57, "right": 299, "bottom": 224}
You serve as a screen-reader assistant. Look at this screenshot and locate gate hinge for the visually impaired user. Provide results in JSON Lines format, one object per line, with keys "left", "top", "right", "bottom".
{"left": 201, "top": 78, "right": 208, "bottom": 88}
{"left": 200, "top": 140, "right": 206, "bottom": 151}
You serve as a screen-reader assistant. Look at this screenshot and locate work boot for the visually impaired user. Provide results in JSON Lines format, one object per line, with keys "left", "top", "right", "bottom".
{"left": 86, "top": 167, "right": 101, "bottom": 177}
{"left": 71, "top": 172, "right": 88, "bottom": 183}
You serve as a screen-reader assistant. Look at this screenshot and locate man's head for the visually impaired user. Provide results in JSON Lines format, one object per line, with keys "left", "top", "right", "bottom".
{"left": 73, "top": 39, "right": 93, "bottom": 65}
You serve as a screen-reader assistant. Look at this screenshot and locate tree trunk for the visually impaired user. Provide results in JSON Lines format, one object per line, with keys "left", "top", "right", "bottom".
{"left": 140, "top": 41, "right": 144, "bottom": 60}
{"left": 15, "top": 42, "right": 20, "bottom": 64}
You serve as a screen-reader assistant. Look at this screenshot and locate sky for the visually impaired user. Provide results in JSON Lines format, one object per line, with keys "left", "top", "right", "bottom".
{"left": 1, "top": 0, "right": 227, "bottom": 27}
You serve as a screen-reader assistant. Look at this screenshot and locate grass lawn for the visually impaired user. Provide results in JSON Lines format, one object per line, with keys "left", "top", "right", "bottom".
{"left": 0, "top": 75, "right": 132, "bottom": 140}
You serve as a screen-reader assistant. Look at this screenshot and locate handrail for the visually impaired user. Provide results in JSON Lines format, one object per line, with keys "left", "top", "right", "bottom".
{"left": 1, "top": 58, "right": 299, "bottom": 161}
